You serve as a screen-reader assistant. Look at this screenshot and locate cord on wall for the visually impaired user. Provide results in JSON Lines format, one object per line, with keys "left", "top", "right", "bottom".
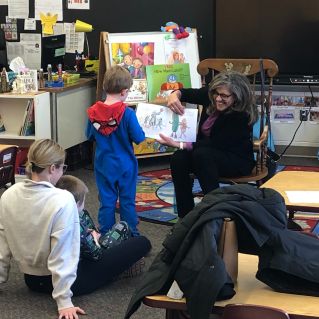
{"left": 278, "top": 85, "right": 314, "bottom": 159}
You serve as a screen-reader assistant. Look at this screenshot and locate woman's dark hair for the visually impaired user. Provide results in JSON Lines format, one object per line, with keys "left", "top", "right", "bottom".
{"left": 208, "top": 70, "right": 258, "bottom": 125}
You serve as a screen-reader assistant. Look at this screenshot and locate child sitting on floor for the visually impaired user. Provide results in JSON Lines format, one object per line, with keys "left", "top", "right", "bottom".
{"left": 56, "top": 175, "right": 150, "bottom": 273}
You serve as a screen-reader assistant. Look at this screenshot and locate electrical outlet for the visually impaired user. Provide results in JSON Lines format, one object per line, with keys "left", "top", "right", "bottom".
{"left": 300, "top": 110, "right": 309, "bottom": 121}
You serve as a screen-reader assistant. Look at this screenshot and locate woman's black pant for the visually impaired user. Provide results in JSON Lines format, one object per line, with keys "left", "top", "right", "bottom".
{"left": 24, "top": 236, "right": 151, "bottom": 296}
{"left": 170, "top": 147, "right": 246, "bottom": 218}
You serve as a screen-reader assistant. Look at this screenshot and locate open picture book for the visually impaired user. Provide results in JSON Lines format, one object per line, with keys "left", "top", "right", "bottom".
{"left": 136, "top": 103, "right": 198, "bottom": 142}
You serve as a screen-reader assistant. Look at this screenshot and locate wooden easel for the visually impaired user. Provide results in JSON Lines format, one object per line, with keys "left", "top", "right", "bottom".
{"left": 96, "top": 32, "right": 111, "bottom": 101}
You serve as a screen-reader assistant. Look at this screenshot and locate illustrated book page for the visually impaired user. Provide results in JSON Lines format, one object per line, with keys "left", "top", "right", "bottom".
{"left": 136, "top": 102, "right": 198, "bottom": 142}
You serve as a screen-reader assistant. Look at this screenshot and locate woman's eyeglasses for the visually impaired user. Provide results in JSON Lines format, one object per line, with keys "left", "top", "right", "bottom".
{"left": 213, "top": 92, "right": 233, "bottom": 100}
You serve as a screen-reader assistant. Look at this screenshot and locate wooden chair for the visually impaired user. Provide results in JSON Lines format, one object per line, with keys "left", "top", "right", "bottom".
{"left": 0, "top": 145, "right": 18, "bottom": 189}
{"left": 222, "top": 304, "right": 290, "bottom": 319}
{"left": 197, "top": 58, "right": 279, "bottom": 186}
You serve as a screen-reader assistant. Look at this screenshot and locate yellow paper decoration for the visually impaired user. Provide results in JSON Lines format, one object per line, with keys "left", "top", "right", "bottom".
{"left": 40, "top": 12, "right": 58, "bottom": 35}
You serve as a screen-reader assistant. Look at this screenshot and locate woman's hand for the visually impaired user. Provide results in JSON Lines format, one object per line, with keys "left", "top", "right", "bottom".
{"left": 58, "top": 306, "right": 86, "bottom": 319}
{"left": 167, "top": 90, "right": 185, "bottom": 115}
{"left": 157, "top": 134, "right": 180, "bottom": 148}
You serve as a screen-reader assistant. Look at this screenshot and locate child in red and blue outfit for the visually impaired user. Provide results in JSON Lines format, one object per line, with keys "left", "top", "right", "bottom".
{"left": 86, "top": 65, "right": 145, "bottom": 236}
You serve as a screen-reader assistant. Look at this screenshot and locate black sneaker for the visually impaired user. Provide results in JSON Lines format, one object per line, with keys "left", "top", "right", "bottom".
{"left": 99, "top": 221, "right": 131, "bottom": 249}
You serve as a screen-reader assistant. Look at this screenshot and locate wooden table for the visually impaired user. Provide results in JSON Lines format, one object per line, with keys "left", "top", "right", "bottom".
{"left": 143, "top": 254, "right": 319, "bottom": 319}
{"left": 262, "top": 171, "right": 319, "bottom": 218}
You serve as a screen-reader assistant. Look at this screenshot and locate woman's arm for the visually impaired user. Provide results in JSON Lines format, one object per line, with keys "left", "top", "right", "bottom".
{"left": 167, "top": 87, "right": 210, "bottom": 115}
{"left": 48, "top": 197, "right": 81, "bottom": 314}
{"left": 0, "top": 208, "right": 12, "bottom": 284}
{"left": 179, "top": 87, "right": 210, "bottom": 106}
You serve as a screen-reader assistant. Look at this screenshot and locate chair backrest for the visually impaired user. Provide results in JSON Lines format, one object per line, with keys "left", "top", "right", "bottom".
{"left": 0, "top": 145, "right": 18, "bottom": 189}
{"left": 222, "top": 304, "right": 290, "bottom": 319}
{"left": 196, "top": 58, "right": 278, "bottom": 185}
{"left": 197, "top": 58, "right": 278, "bottom": 79}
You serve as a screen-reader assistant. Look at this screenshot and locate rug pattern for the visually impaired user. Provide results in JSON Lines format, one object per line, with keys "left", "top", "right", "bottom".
{"left": 136, "top": 166, "right": 319, "bottom": 234}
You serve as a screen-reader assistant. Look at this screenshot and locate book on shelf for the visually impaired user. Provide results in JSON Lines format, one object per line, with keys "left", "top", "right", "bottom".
{"left": 19, "top": 100, "right": 31, "bottom": 135}
{"left": 24, "top": 103, "right": 35, "bottom": 136}
{"left": 136, "top": 102, "right": 198, "bottom": 142}
{"left": 20, "top": 100, "right": 35, "bottom": 136}
{"left": 125, "top": 79, "right": 148, "bottom": 103}
{"left": 0, "top": 114, "right": 5, "bottom": 133}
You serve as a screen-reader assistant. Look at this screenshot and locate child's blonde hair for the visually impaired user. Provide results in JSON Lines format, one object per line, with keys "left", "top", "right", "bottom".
{"left": 26, "top": 139, "right": 65, "bottom": 176}
{"left": 103, "top": 65, "right": 133, "bottom": 94}
{"left": 56, "top": 175, "right": 88, "bottom": 206}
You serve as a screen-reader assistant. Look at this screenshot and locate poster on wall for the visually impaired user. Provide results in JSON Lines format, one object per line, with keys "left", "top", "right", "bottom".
{"left": 1, "top": 17, "right": 18, "bottom": 40}
{"left": 67, "top": 0, "right": 90, "bottom": 10}
{"left": 34, "top": 0, "right": 63, "bottom": 21}
{"left": 8, "top": 0, "right": 28, "bottom": 19}
{"left": 309, "top": 108, "right": 319, "bottom": 124}
{"left": 272, "top": 106, "right": 295, "bottom": 123}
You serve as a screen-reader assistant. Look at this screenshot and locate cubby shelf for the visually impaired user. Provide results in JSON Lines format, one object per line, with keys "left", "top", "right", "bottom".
{"left": 0, "top": 92, "right": 51, "bottom": 145}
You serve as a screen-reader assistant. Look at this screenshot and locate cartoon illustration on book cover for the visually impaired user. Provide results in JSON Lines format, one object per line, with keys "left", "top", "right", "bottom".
{"left": 111, "top": 42, "right": 155, "bottom": 79}
{"left": 145, "top": 64, "right": 191, "bottom": 103}
{"left": 126, "top": 79, "right": 148, "bottom": 103}
{"left": 164, "top": 37, "right": 188, "bottom": 64}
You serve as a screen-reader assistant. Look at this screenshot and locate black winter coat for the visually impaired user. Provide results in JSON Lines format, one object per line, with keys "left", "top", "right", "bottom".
{"left": 125, "top": 184, "right": 287, "bottom": 319}
{"left": 125, "top": 184, "right": 319, "bottom": 319}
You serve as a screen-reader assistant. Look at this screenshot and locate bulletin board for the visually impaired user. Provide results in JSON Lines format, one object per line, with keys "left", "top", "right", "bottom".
{"left": 96, "top": 30, "right": 201, "bottom": 157}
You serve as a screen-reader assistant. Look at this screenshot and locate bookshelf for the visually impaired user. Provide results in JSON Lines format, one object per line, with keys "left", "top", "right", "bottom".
{"left": 0, "top": 92, "right": 51, "bottom": 146}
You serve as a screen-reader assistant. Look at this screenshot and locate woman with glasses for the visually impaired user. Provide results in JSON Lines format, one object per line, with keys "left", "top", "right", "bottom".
{"left": 158, "top": 70, "right": 258, "bottom": 218}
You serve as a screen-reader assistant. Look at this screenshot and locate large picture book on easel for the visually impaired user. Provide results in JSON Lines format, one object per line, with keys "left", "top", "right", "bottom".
{"left": 96, "top": 30, "right": 201, "bottom": 157}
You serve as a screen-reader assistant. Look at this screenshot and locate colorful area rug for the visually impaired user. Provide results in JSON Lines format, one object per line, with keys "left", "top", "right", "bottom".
{"left": 136, "top": 166, "right": 319, "bottom": 235}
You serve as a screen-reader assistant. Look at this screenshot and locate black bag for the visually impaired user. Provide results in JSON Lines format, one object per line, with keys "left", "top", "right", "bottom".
{"left": 264, "top": 148, "right": 280, "bottom": 182}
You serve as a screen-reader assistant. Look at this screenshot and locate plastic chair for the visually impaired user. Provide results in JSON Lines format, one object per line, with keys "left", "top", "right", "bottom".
{"left": 0, "top": 145, "right": 18, "bottom": 189}
{"left": 196, "top": 58, "right": 279, "bottom": 186}
{"left": 222, "top": 303, "right": 290, "bottom": 319}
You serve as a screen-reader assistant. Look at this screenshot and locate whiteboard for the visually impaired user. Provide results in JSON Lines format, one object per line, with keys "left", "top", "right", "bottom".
{"left": 107, "top": 30, "right": 201, "bottom": 89}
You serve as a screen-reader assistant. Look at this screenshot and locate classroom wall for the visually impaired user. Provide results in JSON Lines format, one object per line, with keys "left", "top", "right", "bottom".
{"left": 0, "top": 0, "right": 215, "bottom": 66}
